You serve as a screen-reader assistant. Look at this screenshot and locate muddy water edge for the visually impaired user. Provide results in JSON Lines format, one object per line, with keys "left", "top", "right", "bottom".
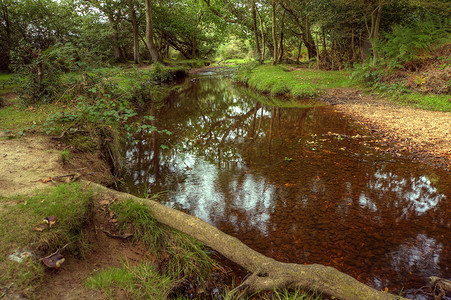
{"left": 119, "top": 71, "right": 451, "bottom": 299}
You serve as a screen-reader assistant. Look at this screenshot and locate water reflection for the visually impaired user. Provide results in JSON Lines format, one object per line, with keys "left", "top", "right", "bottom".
{"left": 121, "top": 75, "right": 451, "bottom": 296}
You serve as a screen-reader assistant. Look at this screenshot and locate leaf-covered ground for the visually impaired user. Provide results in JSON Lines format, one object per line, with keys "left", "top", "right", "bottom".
{"left": 320, "top": 88, "right": 451, "bottom": 171}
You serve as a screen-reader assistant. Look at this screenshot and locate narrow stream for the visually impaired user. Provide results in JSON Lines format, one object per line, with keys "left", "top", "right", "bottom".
{"left": 120, "top": 72, "right": 450, "bottom": 297}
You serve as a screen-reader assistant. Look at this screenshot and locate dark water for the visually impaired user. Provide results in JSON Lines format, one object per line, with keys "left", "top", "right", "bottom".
{"left": 121, "top": 74, "right": 451, "bottom": 297}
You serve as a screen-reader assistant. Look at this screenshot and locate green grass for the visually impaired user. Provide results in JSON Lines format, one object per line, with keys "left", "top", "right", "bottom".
{"left": 0, "top": 73, "right": 16, "bottom": 95}
{"left": 0, "top": 102, "right": 64, "bottom": 135}
{"left": 85, "top": 261, "right": 176, "bottom": 299}
{"left": 394, "top": 92, "right": 451, "bottom": 112}
{"left": 266, "top": 288, "right": 324, "bottom": 300}
{"left": 84, "top": 198, "right": 215, "bottom": 298}
{"left": 236, "top": 64, "right": 353, "bottom": 98}
{"left": 0, "top": 183, "right": 94, "bottom": 296}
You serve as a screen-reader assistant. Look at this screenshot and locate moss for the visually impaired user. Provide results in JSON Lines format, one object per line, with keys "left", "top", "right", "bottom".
{"left": 236, "top": 64, "right": 353, "bottom": 98}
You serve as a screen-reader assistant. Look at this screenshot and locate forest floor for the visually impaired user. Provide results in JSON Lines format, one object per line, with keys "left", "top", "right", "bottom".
{"left": 320, "top": 88, "right": 451, "bottom": 171}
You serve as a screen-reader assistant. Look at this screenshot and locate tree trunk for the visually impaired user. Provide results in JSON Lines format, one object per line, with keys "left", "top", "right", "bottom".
{"left": 87, "top": 182, "right": 407, "bottom": 300}
{"left": 369, "top": 0, "right": 383, "bottom": 64}
{"left": 254, "top": 3, "right": 265, "bottom": 64}
{"left": 144, "top": 0, "right": 161, "bottom": 63}
{"left": 271, "top": 0, "right": 278, "bottom": 65}
{"left": 110, "top": 20, "right": 122, "bottom": 61}
{"left": 251, "top": 0, "right": 261, "bottom": 60}
{"left": 192, "top": 37, "right": 197, "bottom": 59}
{"left": 277, "top": 9, "right": 285, "bottom": 63}
{"left": 304, "top": 17, "right": 316, "bottom": 59}
{"left": 129, "top": 0, "right": 141, "bottom": 64}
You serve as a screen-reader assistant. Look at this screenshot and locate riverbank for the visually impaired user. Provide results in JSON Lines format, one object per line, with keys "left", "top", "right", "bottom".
{"left": 236, "top": 64, "right": 451, "bottom": 172}
{"left": 320, "top": 88, "right": 451, "bottom": 171}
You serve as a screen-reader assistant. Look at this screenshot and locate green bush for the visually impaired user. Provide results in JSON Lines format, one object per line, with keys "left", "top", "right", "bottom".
{"left": 378, "top": 18, "right": 450, "bottom": 68}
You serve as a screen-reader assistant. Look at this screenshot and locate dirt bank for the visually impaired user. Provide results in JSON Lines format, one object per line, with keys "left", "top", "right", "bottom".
{"left": 0, "top": 133, "right": 113, "bottom": 197}
{"left": 320, "top": 88, "right": 451, "bottom": 171}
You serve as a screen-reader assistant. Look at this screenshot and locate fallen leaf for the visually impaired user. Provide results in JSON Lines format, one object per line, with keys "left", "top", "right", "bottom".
{"left": 40, "top": 177, "right": 52, "bottom": 183}
{"left": 42, "top": 253, "right": 65, "bottom": 268}
{"left": 99, "top": 200, "right": 110, "bottom": 206}
{"left": 34, "top": 224, "right": 47, "bottom": 232}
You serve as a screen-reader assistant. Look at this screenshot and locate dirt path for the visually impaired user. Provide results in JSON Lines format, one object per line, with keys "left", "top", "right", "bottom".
{"left": 0, "top": 134, "right": 67, "bottom": 197}
{"left": 321, "top": 88, "right": 451, "bottom": 171}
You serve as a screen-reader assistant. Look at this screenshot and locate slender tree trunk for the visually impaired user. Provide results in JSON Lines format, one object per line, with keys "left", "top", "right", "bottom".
{"left": 369, "top": 0, "right": 383, "bottom": 64}
{"left": 192, "top": 37, "right": 197, "bottom": 59}
{"left": 129, "top": 0, "right": 141, "bottom": 64}
{"left": 144, "top": 0, "right": 161, "bottom": 63}
{"left": 271, "top": 0, "right": 278, "bottom": 65}
{"left": 251, "top": 0, "right": 261, "bottom": 60}
{"left": 277, "top": 9, "right": 285, "bottom": 63}
{"left": 37, "top": 49, "right": 43, "bottom": 83}
{"left": 315, "top": 32, "right": 320, "bottom": 69}
{"left": 255, "top": 3, "right": 265, "bottom": 63}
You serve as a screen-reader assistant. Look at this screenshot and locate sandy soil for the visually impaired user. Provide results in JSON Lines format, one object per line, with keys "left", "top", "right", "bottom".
{"left": 0, "top": 133, "right": 112, "bottom": 198}
{"left": 321, "top": 88, "right": 451, "bottom": 171}
{"left": 0, "top": 134, "right": 67, "bottom": 197}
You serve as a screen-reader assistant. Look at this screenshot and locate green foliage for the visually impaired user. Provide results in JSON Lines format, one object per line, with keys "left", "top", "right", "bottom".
{"left": 85, "top": 261, "right": 176, "bottom": 299}
{"left": 111, "top": 199, "right": 214, "bottom": 286}
{"left": 378, "top": 18, "right": 450, "bottom": 67}
{"left": 217, "top": 37, "right": 251, "bottom": 60}
{"left": 0, "top": 183, "right": 94, "bottom": 296}
{"left": 236, "top": 64, "right": 352, "bottom": 98}
{"left": 350, "top": 63, "right": 386, "bottom": 87}
{"left": 9, "top": 42, "right": 114, "bottom": 104}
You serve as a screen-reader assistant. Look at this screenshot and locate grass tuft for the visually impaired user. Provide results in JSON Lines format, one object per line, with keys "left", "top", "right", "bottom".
{"left": 85, "top": 261, "right": 177, "bottom": 299}
{"left": 112, "top": 199, "right": 214, "bottom": 284}
{"left": 0, "top": 183, "right": 94, "bottom": 296}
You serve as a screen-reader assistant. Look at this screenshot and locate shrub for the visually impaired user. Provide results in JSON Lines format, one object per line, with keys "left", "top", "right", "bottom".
{"left": 377, "top": 18, "right": 450, "bottom": 69}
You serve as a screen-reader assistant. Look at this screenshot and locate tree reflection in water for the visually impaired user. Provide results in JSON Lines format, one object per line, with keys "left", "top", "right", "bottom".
{"left": 121, "top": 75, "right": 451, "bottom": 295}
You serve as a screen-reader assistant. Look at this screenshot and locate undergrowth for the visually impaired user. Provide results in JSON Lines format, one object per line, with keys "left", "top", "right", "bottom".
{"left": 0, "top": 183, "right": 94, "bottom": 297}
{"left": 85, "top": 198, "right": 214, "bottom": 299}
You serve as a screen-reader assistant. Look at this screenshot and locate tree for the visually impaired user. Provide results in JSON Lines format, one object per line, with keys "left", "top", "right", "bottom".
{"left": 144, "top": 0, "right": 160, "bottom": 62}
{"left": 128, "top": 0, "right": 141, "bottom": 64}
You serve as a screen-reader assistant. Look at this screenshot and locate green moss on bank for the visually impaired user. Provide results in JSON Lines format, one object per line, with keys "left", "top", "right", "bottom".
{"left": 235, "top": 64, "right": 353, "bottom": 98}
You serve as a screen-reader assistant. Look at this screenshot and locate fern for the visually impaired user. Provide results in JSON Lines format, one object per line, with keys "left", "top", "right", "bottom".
{"left": 378, "top": 17, "right": 450, "bottom": 65}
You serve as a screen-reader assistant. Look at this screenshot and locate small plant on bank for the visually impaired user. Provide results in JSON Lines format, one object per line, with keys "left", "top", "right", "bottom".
{"left": 60, "top": 149, "right": 71, "bottom": 165}
{"left": 0, "top": 183, "right": 94, "bottom": 297}
{"left": 85, "top": 198, "right": 215, "bottom": 298}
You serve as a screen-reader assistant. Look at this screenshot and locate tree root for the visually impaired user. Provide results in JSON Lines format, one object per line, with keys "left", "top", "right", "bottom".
{"left": 430, "top": 276, "right": 451, "bottom": 299}
{"left": 86, "top": 181, "right": 406, "bottom": 300}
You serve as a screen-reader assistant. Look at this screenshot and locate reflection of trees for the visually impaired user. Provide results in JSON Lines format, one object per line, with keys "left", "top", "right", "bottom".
{"left": 122, "top": 76, "right": 451, "bottom": 291}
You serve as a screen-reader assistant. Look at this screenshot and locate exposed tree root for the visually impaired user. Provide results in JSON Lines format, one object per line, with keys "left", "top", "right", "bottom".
{"left": 86, "top": 181, "right": 405, "bottom": 300}
{"left": 430, "top": 276, "right": 451, "bottom": 299}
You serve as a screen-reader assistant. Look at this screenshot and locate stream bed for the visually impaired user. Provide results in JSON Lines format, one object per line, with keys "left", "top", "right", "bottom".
{"left": 120, "top": 72, "right": 450, "bottom": 298}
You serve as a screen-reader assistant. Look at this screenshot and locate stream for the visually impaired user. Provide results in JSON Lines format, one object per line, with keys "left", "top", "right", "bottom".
{"left": 120, "top": 71, "right": 450, "bottom": 298}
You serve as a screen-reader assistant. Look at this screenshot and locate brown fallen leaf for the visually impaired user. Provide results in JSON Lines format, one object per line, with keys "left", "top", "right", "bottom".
{"left": 42, "top": 253, "right": 65, "bottom": 268}
{"left": 34, "top": 224, "right": 48, "bottom": 232}
{"left": 99, "top": 200, "right": 110, "bottom": 206}
{"left": 40, "top": 177, "right": 52, "bottom": 183}
{"left": 44, "top": 216, "right": 56, "bottom": 227}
